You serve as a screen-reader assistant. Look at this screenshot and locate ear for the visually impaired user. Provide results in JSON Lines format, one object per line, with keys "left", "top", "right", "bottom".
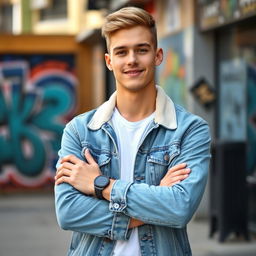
{"left": 155, "top": 48, "right": 163, "bottom": 66}
{"left": 105, "top": 53, "right": 113, "bottom": 71}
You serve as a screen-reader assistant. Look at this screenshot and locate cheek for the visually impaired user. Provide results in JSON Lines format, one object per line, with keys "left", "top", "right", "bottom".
{"left": 145, "top": 60, "right": 156, "bottom": 73}
{"left": 111, "top": 60, "right": 123, "bottom": 72}
{"left": 111, "top": 64, "right": 121, "bottom": 79}
{"left": 143, "top": 55, "right": 156, "bottom": 67}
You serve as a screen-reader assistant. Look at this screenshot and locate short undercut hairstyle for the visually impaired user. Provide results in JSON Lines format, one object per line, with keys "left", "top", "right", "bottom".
{"left": 102, "top": 6, "right": 157, "bottom": 50}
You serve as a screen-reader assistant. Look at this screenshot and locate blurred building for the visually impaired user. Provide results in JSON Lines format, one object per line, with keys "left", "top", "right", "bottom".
{"left": 196, "top": 0, "right": 256, "bottom": 240}
{"left": 0, "top": 0, "right": 95, "bottom": 191}
{"left": 0, "top": 0, "right": 256, "bottom": 241}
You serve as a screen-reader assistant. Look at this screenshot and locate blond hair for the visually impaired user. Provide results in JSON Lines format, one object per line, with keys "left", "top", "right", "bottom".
{"left": 102, "top": 7, "right": 157, "bottom": 50}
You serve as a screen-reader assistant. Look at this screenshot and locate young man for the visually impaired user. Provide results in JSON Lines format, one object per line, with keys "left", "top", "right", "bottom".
{"left": 55, "top": 7, "right": 211, "bottom": 256}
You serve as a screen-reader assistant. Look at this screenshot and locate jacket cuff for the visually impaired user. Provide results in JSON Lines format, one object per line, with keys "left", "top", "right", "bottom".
{"left": 109, "top": 180, "right": 133, "bottom": 240}
{"left": 110, "top": 213, "right": 132, "bottom": 240}
{"left": 109, "top": 180, "right": 132, "bottom": 213}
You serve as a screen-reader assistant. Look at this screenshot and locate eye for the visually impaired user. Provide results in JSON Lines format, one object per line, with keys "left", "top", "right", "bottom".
{"left": 137, "top": 48, "right": 149, "bottom": 54}
{"left": 115, "top": 50, "right": 126, "bottom": 56}
{"left": 136, "top": 48, "right": 148, "bottom": 55}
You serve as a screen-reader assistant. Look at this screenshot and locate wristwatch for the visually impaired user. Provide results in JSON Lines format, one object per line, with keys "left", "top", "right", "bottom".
{"left": 94, "top": 175, "right": 110, "bottom": 199}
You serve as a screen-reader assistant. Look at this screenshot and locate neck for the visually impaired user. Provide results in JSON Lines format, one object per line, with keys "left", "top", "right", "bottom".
{"left": 116, "top": 85, "right": 156, "bottom": 122}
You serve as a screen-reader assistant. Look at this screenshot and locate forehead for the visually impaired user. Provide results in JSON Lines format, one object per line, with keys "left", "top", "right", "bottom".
{"left": 108, "top": 26, "right": 154, "bottom": 51}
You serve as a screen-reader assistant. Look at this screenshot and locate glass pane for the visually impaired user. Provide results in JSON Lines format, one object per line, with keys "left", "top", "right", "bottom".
{"left": 0, "top": 5, "right": 13, "bottom": 33}
{"left": 39, "top": 0, "right": 67, "bottom": 21}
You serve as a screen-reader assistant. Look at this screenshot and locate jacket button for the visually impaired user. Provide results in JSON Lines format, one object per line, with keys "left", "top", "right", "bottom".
{"left": 113, "top": 203, "right": 120, "bottom": 209}
{"left": 164, "top": 154, "right": 170, "bottom": 161}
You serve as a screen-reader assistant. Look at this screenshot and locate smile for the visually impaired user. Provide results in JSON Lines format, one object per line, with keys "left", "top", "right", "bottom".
{"left": 124, "top": 69, "right": 144, "bottom": 76}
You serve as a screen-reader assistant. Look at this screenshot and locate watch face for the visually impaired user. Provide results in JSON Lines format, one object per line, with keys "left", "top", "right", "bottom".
{"left": 95, "top": 175, "right": 109, "bottom": 188}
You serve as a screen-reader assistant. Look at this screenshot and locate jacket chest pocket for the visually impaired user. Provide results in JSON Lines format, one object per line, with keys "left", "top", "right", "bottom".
{"left": 81, "top": 147, "right": 111, "bottom": 176}
{"left": 147, "top": 144, "right": 180, "bottom": 185}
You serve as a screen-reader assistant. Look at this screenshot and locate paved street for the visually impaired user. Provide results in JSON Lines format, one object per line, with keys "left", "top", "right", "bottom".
{"left": 0, "top": 193, "right": 255, "bottom": 256}
{"left": 0, "top": 193, "right": 70, "bottom": 256}
{"left": 187, "top": 219, "right": 256, "bottom": 256}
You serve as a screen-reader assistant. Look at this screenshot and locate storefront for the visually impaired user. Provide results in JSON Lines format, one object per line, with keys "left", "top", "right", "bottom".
{"left": 198, "top": 0, "right": 256, "bottom": 236}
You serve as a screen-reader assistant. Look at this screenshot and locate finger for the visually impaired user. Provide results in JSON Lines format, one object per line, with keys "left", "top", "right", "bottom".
{"left": 61, "top": 162, "right": 75, "bottom": 170}
{"left": 56, "top": 164, "right": 65, "bottom": 175}
{"left": 84, "top": 149, "right": 97, "bottom": 165}
{"left": 163, "top": 169, "right": 190, "bottom": 185}
{"left": 170, "top": 168, "right": 191, "bottom": 177}
{"left": 55, "top": 168, "right": 72, "bottom": 180}
{"left": 168, "top": 163, "right": 187, "bottom": 173}
{"left": 172, "top": 173, "right": 189, "bottom": 182}
{"left": 180, "top": 173, "right": 189, "bottom": 180}
{"left": 171, "top": 180, "right": 181, "bottom": 186}
{"left": 61, "top": 154, "right": 80, "bottom": 164}
{"left": 56, "top": 162, "right": 74, "bottom": 175}
{"left": 162, "top": 173, "right": 189, "bottom": 187}
{"left": 160, "top": 177, "right": 181, "bottom": 187}
{"left": 55, "top": 176, "right": 70, "bottom": 185}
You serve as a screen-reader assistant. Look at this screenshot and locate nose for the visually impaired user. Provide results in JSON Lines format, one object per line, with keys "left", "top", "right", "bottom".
{"left": 127, "top": 51, "right": 137, "bottom": 66}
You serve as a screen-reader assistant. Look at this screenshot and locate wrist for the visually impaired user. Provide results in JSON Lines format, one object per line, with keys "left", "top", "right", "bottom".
{"left": 129, "top": 218, "right": 145, "bottom": 228}
{"left": 102, "top": 179, "right": 115, "bottom": 201}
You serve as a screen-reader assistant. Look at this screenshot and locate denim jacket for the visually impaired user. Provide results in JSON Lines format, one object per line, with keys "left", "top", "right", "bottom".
{"left": 55, "top": 86, "right": 211, "bottom": 256}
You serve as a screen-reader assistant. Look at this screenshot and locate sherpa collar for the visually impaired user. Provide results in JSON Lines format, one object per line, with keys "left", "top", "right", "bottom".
{"left": 88, "top": 85, "right": 177, "bottom": 130}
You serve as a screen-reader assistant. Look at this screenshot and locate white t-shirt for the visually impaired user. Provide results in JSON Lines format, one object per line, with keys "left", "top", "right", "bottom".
{"left": 111, "top": 108, "right": 155, "bottom": 256}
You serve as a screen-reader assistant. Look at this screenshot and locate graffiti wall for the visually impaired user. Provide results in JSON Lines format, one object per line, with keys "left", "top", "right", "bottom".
{"left": 0, "top": 54, "right": 77, "bottom": 190}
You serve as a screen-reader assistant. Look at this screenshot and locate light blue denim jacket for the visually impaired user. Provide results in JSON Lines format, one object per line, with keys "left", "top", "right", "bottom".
{"left": 55, "top": 86, "right": 211, "bottom": 256}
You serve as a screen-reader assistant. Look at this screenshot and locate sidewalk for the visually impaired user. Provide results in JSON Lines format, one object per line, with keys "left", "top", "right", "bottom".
{"left": 0, "top": 193, "right": 71, "bottom": 256}
{"left": 187, "top": 220, "right": 256, "bottom": 256}
{"left": 0, "top": 193, "right": 255, "bottom": 256}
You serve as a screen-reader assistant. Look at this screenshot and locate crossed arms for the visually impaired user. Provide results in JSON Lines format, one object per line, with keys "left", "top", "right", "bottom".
{"left": 54, "top": 120, "right": 211, "bottom": 240}
{"left": 55, "top": 150, "right": 190, "bottom": 229}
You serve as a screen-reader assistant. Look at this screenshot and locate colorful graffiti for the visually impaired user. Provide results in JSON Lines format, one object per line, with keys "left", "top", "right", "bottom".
{"left": 0, "top": 55, "right": 77, "bottom": 189}
{"left": 158, "top": 32, "right": 186, "bottom": 107}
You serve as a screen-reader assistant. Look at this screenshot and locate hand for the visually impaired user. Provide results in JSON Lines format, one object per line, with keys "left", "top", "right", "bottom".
{"left": 160, "top": 163, "right": 190, "bottom": 186}
{"left": 129, "top": 218, "right": 144, "bottom": 228}
{"left": 129, "top": 163, "right": 190, "bottom": 229}
{"left": 55, "top": 149, "right": 102, "bottom": 195}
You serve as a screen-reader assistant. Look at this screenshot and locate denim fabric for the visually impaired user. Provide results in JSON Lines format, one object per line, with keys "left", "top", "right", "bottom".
{"left": 55, "top": 86, "right": 211, "bottom": 256}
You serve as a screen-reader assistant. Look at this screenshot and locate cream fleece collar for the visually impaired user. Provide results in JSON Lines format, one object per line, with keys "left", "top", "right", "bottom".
{"left": 88, "top": 85, "right": 177, "bottom": 130}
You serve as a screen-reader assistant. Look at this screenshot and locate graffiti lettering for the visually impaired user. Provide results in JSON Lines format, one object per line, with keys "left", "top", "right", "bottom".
{"left": 0, "top": 59, "right": 77, "bottom": 188}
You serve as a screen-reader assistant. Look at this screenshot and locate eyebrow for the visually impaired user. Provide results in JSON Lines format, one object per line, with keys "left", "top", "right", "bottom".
{"left": 113, "top": 43, "right": 151, "bottom": 52}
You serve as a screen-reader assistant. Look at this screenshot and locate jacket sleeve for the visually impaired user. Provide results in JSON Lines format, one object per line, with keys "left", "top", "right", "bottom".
{"left": 54, "top": 121, "right": 131, "bottom": 240}
{"left": 109, "top": 121, "right": 211, "bottom": 228}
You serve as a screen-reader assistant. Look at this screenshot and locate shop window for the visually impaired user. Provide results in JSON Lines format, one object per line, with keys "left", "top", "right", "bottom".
{"left": 0, "top": 4, "right": 12, "bottom": 33}
{"left": 39, "top": 0, "right": 67, "bottom": 21}
{"left": 217, "top": 22, "right": 256, "bottom": 232}
{"left": 87, "top": 0, "right": 109, "bottom": 10}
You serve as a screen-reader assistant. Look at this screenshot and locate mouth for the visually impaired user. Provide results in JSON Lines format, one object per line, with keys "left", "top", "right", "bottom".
{"left": 123, "top": 69, "right": 144, "bottom": 77}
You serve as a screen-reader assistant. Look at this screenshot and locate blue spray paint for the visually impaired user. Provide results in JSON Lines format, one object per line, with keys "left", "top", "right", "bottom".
{"left": 0, "top": 57, "right": 77, "bottom": 188}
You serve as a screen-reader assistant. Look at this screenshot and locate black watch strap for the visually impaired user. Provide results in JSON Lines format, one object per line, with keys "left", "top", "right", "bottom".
{"left": 95, "top": 187, "right": 104, "bottom": 200}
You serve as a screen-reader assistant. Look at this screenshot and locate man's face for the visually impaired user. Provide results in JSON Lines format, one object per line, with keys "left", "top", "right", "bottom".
{"left": 105, "top": 26, "right": 163, "bottom": 93}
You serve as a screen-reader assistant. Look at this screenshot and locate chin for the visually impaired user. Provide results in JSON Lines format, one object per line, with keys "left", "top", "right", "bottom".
{"left": 123, "top": 84, "right": 148, "bottom": 92}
